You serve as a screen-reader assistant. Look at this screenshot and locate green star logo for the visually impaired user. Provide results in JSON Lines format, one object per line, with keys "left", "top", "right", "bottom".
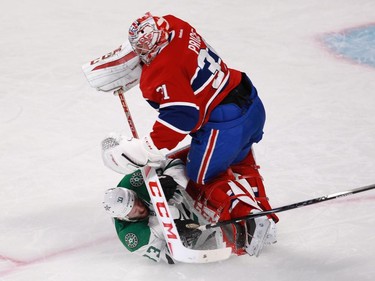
{"left": 125, "top": 233, "right": 139, "bottom": 248}
{"left": 130, "top": 171, "right": 144, "bottom": 187}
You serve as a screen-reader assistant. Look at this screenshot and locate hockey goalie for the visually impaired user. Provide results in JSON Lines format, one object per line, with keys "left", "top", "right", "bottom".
{"left": 82, "top": 27, "right": 279, "bottom": 264}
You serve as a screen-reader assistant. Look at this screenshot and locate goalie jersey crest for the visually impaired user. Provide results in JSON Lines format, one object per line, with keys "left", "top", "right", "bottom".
{"left": 82, "top": 41, "right": 142, "bottom": 92}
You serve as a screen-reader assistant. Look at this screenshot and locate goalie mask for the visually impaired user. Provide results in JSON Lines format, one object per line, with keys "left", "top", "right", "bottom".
{"left": 103, "top": 187, "right": 136, "bottom": 220}
{"left": 128, "top": 12, "right": 170, "bottom": 64}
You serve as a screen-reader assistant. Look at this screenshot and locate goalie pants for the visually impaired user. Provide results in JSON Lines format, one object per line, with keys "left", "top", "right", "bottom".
{"left": 186, "top": 73, "right": 265, "bottom": 184}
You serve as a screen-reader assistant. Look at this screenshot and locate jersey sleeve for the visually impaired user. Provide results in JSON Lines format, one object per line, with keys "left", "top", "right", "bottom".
{"left": 114, "top": 172, "right": 178, "bottom": 263}
{"left": 114, "top": 216, "right": 171, "bottom": 263}
{"left": 150, "top": 103, "right": 199, "bottom": 150}
{"left": 143, "top": 65, "right": 200, "bottom": 150}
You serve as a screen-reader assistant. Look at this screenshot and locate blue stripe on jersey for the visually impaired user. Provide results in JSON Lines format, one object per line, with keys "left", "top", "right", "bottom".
{"left": 158, "top": 105, "right": 199, "bottom": 132}
{"left": 146, "top": 100, "right": 160, "bottom": 110}
{"left": 191, "top": 48, "right": 221, "bottom": 93}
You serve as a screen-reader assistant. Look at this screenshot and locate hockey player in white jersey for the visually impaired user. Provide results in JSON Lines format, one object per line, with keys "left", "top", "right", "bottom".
{"left": 102, "top": 158, "right": 202, "bottom": 264}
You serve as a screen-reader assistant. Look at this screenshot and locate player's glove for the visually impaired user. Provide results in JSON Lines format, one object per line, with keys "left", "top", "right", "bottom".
{"left": 162, "top": 158, "right": 189, "bottom": 188}
{"left": 158, "top": 175, "right": 178, "bottom": 201}
{"left": 82, "top": 41, "right": 142, "bottom": 93}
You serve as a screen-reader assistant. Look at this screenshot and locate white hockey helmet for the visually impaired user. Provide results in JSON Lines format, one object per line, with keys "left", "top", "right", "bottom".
{"left": 128, "top": 12, "right": 170, "bottom": 64}
{"left": 103, "top": 187, "right": 136, "bottom": 220}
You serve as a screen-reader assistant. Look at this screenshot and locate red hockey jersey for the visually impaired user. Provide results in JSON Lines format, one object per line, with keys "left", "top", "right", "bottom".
{"left": 140, "top": 15, "right": 242, "bottom": 150}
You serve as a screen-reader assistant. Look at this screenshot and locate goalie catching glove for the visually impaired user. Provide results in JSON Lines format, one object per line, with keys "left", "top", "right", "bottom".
{"left": 81, "top": 41, "right": 142, "bottom": 93}
{"left": 101, "top": 133, "right": 168, "bottom": 174}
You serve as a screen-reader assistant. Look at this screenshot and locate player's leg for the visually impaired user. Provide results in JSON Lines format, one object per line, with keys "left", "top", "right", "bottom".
{"left": 194, "top": 176, "right": 276, "bottom": 256}
{"left": 186, "top": 102, "right": 243, "bottom": 184}
{"left": 186, "top": 92, "right": 265, "bottom": 184}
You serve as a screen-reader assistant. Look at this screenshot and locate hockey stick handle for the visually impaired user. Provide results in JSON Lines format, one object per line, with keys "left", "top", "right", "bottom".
{"left": 116, "top": 87, "right": 190, "bottom": 158}
{"left": 166, "top": 144, "right": 190, "bottom": 159}
{"left": 116, "top": 88, "right": 139, "bottom": 139}
{"left": 195, "top": 183, "right": 375, "bottom": 231}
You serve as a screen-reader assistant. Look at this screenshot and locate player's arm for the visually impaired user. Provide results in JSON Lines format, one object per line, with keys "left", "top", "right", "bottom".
{"left": 115, "top": 217, "right": 175, "bottom": 263}
{"left": 99, "top": 99, "right": 200, "bottom": 175}
{"left": 148, "top": 102, "right": 199, "bottom": 150}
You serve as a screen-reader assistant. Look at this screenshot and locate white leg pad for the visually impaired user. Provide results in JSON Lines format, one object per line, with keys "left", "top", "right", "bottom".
{"left": 264, "top": 219, "right": 277, "bottom": 245}
{"left": 245, "top": 215, "right": 271, "bottom": 257}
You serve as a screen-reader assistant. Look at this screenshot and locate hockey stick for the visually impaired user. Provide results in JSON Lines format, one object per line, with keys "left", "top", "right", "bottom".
{"left": 116, "top": 88, "right": 139, "bottom": 138}
{"left": 117, "top": 90, "right": 232, "bottom": 263}
{"left": 142, "top": 166, "right": 231, "bottom": 263}
{"left": 166, "top": 144, "right": 190, "bottom": 159}
{"left": 193, "top": 183, "right": 375, "bottom": 231}
{"left": 117, "top": 87, "right": 190, "bottom": 158}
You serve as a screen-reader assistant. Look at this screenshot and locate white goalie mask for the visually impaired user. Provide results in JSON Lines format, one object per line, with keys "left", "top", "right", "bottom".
{"left": 103, "top": 187, "right": 136, "bottom": 220}
{"left": 128, "top": 12, "right": 170, "bottom": 64}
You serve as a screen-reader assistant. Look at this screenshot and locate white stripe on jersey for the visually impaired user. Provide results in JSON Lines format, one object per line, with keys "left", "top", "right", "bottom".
{"left": 159, "top": 101, "right": 200, "bottom": 110}
{"left": 190, "top": 57, "right": 223, "bottom": 96}
{"left": 156, "top": 117, "right": 191, "bottom": 134}
{"left": 192, "top": 70, "right": 217, "bottom": 95}
{"left": 197, "top": 129, "right": 219, "bottom": 183}
{"left": 198, "top": 71, "right": 230, "bottom": 129}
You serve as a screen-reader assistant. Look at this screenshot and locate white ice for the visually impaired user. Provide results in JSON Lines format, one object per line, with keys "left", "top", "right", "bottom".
{"left": 1, "top": 1, "right": 374, "bottom": 280}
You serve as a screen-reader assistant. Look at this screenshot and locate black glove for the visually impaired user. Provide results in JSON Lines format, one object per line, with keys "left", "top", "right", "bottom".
{"left": 174, "top": 219, "right": 202, "bottom": 248}
{"left": 158, "top": 175, "right": 178, "bottom": 200}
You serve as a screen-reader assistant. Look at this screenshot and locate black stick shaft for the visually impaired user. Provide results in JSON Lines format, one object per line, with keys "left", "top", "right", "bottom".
{"left": 198, "top": 183, "right": 375, "bottom": 231}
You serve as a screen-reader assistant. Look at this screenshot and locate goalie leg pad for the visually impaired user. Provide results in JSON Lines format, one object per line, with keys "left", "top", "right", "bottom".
{"left": 245, "top": 213, "right": 272, "bottom": 257}
{"left": 220, "top": 223, "right": 247, "bottom": 256}
{"left": 198, "top": 173, "right": 262, "bottom": 221}
{"left": 191, "top": 173, "right": 275, "bottom": 256}
{"left": 231, "top": 149, "right": 279, "bottom": 223}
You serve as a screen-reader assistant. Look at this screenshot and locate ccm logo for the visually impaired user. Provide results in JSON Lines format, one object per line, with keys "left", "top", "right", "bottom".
{"left": 148, "top": 181, "right": 178, "bottom": 240}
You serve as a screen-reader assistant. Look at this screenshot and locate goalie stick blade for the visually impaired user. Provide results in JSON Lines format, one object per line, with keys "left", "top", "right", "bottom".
{"left": 142, "top": 166, "right": 232, "bottom": 263}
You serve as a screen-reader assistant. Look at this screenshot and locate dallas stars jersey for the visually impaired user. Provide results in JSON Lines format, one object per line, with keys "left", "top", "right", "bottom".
{"left": 114, "top": 211, "right": 168, "bottom": 263}
{"left": 114, "top": 170, "right": 166, "bottom": 262}
{"left": 140, "top": 15, "right": 242, "bottom": 150}
{"left": 113, "top": 170, "right": 180, "bottom": 263}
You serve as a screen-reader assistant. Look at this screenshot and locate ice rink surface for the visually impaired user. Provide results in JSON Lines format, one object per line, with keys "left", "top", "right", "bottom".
{"left": 1, "top": 1, "right": 374, "bottom": 280}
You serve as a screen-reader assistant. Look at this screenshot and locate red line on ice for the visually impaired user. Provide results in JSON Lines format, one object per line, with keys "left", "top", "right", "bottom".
{"left": 0, "top": 236, "right": 116, "bottom": 277}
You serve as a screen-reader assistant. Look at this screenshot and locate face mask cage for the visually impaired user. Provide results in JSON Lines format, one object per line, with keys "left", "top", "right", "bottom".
{"left": 131, "top": 28, "right": 161, "bottom": 62}
{"left": 129, "top": 14, "right": 168, "bottom": 64}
